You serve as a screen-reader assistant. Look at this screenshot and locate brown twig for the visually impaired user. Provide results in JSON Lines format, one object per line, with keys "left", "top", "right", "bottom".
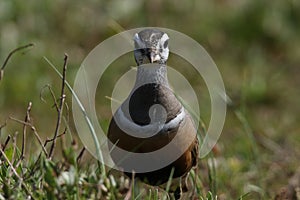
{"left": 44, "top": 130, "right": 66, "bottom": 146}
{"left": 2, "top": 135, "right": 11, "bottom": 150}
{"left": 0, "top": 135, "right": 11, "bottom": 159}
{"left": 40, "top": 84, "right": 59, "bottom": 112}
{"left": 11, "top": 132, "right": 18, "bottom": 165}
{"left": 76, "top": 147, "right": 85, "bottom": 164}
{"left": 0, "top": 43, "right": 34, "bottom": 81}
{"left": 40, "top": 85, "right": 70, "bottom": 153}
{"left": 48, "top": 54, "right": 68, "bottom": 159}
{"left": 20, "top": 102, "right": 32, "bottom": 160}
{"left": 9, "top": 117, "right": 48, "bottom": 157}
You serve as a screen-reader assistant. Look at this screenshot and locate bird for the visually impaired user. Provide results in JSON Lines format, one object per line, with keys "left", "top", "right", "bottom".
{"left": 107, "top": 29, "right": 199, "bottom": 199}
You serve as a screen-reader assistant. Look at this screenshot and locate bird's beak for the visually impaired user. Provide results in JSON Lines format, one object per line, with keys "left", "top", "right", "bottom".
{"left": 150, "top": 51, "right": 161, "bottom": 63}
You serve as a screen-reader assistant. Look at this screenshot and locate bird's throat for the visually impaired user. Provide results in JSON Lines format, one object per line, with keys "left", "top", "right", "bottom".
{"left": 122, "top": 64, "right": 182, "bottom": 126}
{"left": 134, "top": 64, "right": 169, "bottom": 89}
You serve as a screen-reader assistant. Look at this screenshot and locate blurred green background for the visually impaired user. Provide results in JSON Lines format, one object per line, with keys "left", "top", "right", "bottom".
{"left": 1, "top": 0, "right": 300, "bottom": 199}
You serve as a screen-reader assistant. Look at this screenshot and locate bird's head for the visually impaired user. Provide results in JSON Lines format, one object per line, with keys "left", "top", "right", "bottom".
{"left": 133, "top": 29, "right": 169, "bottom": 65}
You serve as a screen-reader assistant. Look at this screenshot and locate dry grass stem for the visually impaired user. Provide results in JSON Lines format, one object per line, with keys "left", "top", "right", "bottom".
{"left": 48, "top": 54, "right": 68, "bottom": 159}
{"left": 0, "top": 43, "right": 34, "bottom": 81}
{"left": 9, "top": 117, "right": 48, "bottom": 157}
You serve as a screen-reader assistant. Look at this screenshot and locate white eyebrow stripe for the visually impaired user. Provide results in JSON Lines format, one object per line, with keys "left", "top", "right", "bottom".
{"left": 161, "top": 33, "right": 169, "bottom": 43}
{"left": 114, "top": 106, "right": 185, "bottom": 137}
{"left": 133, "top": 33, "right": 140, "bottom": 42}
{"left": 133, "top": 33, "right": 145, "bottom": 49}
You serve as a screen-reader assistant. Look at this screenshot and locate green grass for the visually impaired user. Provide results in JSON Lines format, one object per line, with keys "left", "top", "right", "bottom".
{"left": 0, "top": 56, "right": 221, "bottom": 200}
{"left": 0, "top": 55, "right": 279, "bottom": 200}
{"left": 1, "top": 50, "right": 299, "bottom": 199}
{"left": 1, "top": 39, "right": 299, "bottom": 200}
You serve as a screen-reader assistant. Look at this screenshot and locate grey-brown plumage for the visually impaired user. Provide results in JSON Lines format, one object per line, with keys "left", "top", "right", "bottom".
{"left": 108, "top": 29, "right": 199, "bottom": 199}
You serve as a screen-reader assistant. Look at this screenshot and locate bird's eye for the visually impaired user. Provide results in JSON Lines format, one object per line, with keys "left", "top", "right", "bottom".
{"left": 163, "top": 40, "right": 169, "bottom": 48}
{"left": 140, "top": 49, "right": 146, "bottom": 54}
